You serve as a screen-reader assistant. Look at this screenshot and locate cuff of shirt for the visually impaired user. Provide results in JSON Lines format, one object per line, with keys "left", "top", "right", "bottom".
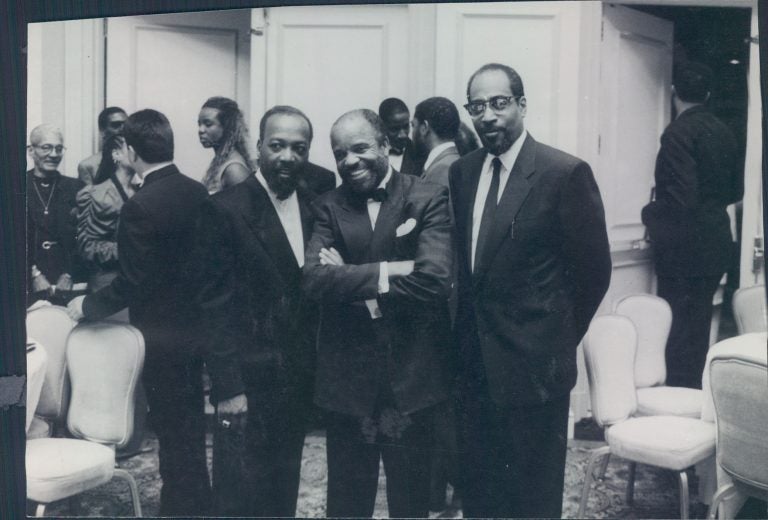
{"left": 378, "top": 261, "right": 389, "bottom": 294}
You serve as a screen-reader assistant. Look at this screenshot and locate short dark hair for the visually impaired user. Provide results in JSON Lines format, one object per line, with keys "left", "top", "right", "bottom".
{"left": 259, "top": 105, "right": 313, "bottom": 142}
{"left": 97, "top": 106, "right": 127, "bottom": 131}
{"left": 378, "top": 97, "right": 409, "bottom": 120}
{"left": 673, "top": 61, "right": 713, "bottom": 103}
{"left": 466, "top": 63, "right": 525, "bottom": 99}
{"left": 332, "top": 109, "right": 388, "bottom": 147}
{"left": 414, "top": 97, "right": 460, "bottom": 140}
{"left": 123, "top": 109, "right": 174, "bottom": 163}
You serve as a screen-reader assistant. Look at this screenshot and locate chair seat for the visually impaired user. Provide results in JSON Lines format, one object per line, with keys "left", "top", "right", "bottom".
{"left": 636, "top": 386, "right": 703, "bottom": 418}
{"left": 26, "top": 416, "right": 52, "bottom": 440}
{"left": 607, "top": 415, "right": 715, "bottom": 470}
{"left": 26, "top": 438, "right": 115, "bottom": 503}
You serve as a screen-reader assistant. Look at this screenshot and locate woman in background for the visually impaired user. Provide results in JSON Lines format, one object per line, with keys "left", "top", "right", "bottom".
{"left": 198, "top": 96, "right": 255, "bottom": 193}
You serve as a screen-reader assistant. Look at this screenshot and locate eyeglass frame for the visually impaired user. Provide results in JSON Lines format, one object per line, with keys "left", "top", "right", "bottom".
{"left": 29, "top": 144, "right": 66, "bottom": 155}
{"left": 463, "top": 95, "right": 522, "bottom": 117}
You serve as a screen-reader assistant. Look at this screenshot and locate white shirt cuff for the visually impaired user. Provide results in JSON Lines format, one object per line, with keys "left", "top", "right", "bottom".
{"left": 378, "top": 261, "right": 389, "bottom": 294}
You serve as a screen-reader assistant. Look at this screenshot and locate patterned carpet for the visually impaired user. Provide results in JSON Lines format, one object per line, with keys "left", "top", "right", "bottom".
{"left": 38, "top": 431, "right": 710, "bottom": 518}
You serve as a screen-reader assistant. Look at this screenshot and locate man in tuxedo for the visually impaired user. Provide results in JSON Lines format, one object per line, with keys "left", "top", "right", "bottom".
{"left": 449, "top": 63, "right": 611, "bottom": 518}
{"left": 300, "top": 161, "right": 337, "bottom": 194}
{"left": 642, "top": 62, "right": 742, "bottom": 389}
{"left": 195, "top": 105, "right": 319, "bottom": 516}
{"left": 67, "top": 109, "right": 211, "bottom": 516}
{"left": 412, "top": 96, "right": 461, "bottom": 189}
{"left": 303, "top": 109, "right": 453, "bottom": 518}
{"left": 77, "top": 106, "right": 127, "bottom": 185}
{"left": 379, "top": 97, "right": 425, "bottom": 176}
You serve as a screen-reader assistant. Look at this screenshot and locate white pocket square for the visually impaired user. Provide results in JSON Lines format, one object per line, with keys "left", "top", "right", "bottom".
{"left": 395, "top": 218, "right": 417, "bottom": 237}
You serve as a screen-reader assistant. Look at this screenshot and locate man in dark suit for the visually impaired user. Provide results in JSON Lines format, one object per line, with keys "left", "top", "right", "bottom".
{"left": 449, "top": 63, "right": 611, "bottom": 518}
{"left": 300, "top": 161, "right": 337, "bottom": 194}
{"left": 67, "top": 109, "right": 211, "bottom": 516}
{"left": 379, "top": 97, "right": 425, "bottom": 176}
{"left": 413, "top": 96, "right": 461, "bottom": 189}
{"left": 303, "top": 109, "right": 453, "bottom": 518}
{"left": 642, "top": 62, "right": 743, "bottom": 389}
{"left": 195, "top": 105, "right": 320, "bottom": 516}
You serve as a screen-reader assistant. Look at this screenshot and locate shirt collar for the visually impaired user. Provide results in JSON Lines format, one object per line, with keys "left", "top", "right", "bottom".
{"left": 423, "top": 142, "right": 456, "bottom": 172}
{"left": 492, "top": 129, "right": 527, "bottom": 173}
{"left": 135, "top": 161, "right": 173, "bottom": 187}
{"left": 377, "top": 166, "right": 393, "bottom": 190}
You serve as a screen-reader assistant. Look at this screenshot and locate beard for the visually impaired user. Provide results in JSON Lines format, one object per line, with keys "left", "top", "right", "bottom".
{"left": 264, "top": 169, "right": 299, "bottom": 200}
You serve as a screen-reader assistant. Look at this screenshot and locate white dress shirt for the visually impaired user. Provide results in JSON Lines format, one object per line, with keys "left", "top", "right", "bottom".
{"left": 422, "top": 141, "right": 456, "bottom": 173}
{"left": 389, "top": 150, "right": 404, "bottom": 172}
{"left": 256, "top": 170, "right": 304, "bottom": 267}
{"left": 471, "top": 129, "right": 527, "bottom": 271}
{"left": 364, "top": 167, "right": 393, "bottom": 319}
{"left": 133, "top": 160, "right": 173, "bottom": 188}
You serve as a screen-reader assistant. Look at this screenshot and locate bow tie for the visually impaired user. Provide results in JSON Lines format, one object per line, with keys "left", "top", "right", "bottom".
{"left": 368, "top": 187, "right": 388, "bottom": 203}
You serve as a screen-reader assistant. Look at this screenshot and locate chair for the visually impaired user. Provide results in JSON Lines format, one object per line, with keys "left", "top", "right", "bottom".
{"left": 25, "top": 306, "right": 76, "bottom": 438}
{"left": 25, "top": 338, "right": 48, "bottom": 434}
{"left": 614, "top": 294, "right": 702, "bottom": 418}
{"left": 732, "top": 285, "right": 767, "bottom": 334}
{"left": 579, "top": 315, "right": 716, "bottom": 519}
{"left": 705, "top": 332, "right": 768, "bottom": 519}
{"left": 26, "top": 322, "right": 145, "bottom": 517}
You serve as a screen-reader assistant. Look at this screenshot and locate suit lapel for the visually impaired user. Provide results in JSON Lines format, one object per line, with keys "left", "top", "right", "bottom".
{"left": 336, "top": 185, "right": 374, "bottom": 264}
{"left": 369, "top": 171, "right": 405, "bottom": 261}
{"left": 459, "top": 150, "right": 486, "bottom": 270}
{"left": 296, "top": 186, "right": 315, "bottom": 245}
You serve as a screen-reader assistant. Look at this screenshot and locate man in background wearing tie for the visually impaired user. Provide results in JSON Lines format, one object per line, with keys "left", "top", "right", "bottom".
{"left": 303, "top": 109, "right": 453, "bottom": 518}
{"left": 449, "top": 63, "right": 611, "bottom": 518}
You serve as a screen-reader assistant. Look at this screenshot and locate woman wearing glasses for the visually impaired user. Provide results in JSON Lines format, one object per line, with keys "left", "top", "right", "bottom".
{"left": 198, "top": 96, "right": 256, "bottom": 194}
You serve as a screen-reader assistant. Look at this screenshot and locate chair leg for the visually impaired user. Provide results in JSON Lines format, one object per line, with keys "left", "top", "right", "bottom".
{"left": 34, "top": 503, "right": 46, "bottom": 517}
{"left": 598, "top": 453, "right": 611, "bottom": 480}
{"left": 626, "top": 461, "right": 637, "bottom": 505}
{"left": 579, "top": 445, "right": 611, "bottom": 518}
{"left": 707, "top": 484, "right": 736, "bottom": 519}
{"left": 677, "top": 470, "right": 690, "bottom": 519}
{"left": 114, "top": 468, "right": 143, "bottom": 517}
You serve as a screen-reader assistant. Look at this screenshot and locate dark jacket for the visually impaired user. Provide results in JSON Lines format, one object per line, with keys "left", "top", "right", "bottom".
{"left": 449, "top": 134, "right": 611, "bottom": 406}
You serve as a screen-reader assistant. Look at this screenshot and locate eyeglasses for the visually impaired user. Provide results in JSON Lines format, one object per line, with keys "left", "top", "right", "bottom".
{"left": 31, "top": 144, "right": 66, "bottom": 155}
{"left": 464, "top": 95, "right": 520, "bottom": 117}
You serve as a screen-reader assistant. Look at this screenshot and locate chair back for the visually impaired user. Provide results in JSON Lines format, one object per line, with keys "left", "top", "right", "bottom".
{"left": 25, "top": 306, "right": 75, "bottom": 422}
{"left": 614, "top": 293, "right": 672, "bottom": 387}
{"left": 583, "top": 314, "right": 638, "bottom": 427}
{"left": 707, "top": 333, "right": 768, "bottom": 496}
{"left": 732, "top": 285, "right": 767, "bottom": 334}
{"left": 66, "top": 322, "right": 145, "bottom": 448}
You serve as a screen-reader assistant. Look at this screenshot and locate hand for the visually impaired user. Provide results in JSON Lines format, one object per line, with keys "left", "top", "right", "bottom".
{"left": 388, "top": 260, "right": 414, "bottom": 278}
{"left": 55, "top": 273, "right": 73, "bottom": 292}
{"left": 216, "top": 393, "right": 248, "bottom": 416}
{"left": 66, "top": 295, "right": 86, "bottom": 321}
{"left": 319, "top": 247, "right": 345, "bottom": 266}
{"left": 31, "top": 273, "right": 52, "bottom": 294}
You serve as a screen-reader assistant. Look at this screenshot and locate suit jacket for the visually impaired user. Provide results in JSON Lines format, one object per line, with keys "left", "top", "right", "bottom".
{"left": 397, "top": 139, "right": 426, "bottom": 177}
{"left": 421, "top": 144, "right": 460, "bottom": 189}
{"left": 300, "top": 161, "right": 337, "bottom": 195}
{"left": 83, "top": 164, "right": 208, "bottom": 363}
{"left": 449, "top": 134, "right": 611, "bottom": 406}
{"left": 641, "top": 105, "right": 743, "bottom": 278}
{"left": 194, "top": 177, "right": 319, "bottom": 404}
{"left": 303, "top": 171, "right": 453, "bottom": 417}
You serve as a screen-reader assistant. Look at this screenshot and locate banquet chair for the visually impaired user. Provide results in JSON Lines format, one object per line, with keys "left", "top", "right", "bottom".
{"left": 579, "top": 314, "right": 716, "bottom": 519}
{"left": 731, "top": 285, "right": 767, "bottom": 334}
{"left": 26, "top": 322, "right": 145, "bottom": 517}
{"left": 25, "top": 305, "right": 76, "bottom": 438}
{"left": 25, "top": 338, "right": 48, "bottom": 434}
{"left": 705, "top": 332, "right": 768, "bottom": 519}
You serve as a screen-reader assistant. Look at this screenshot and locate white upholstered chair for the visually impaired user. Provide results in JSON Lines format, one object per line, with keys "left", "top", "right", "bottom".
{"left": 25, "top": 306, "right": 76, "bottom": 438}
{"left": 731, "top": 285, "right": 767, "bottom": 334}
{"left": 26, "top": 322, "right": 145, "bottom": 517}
{"left": 705, "top": 332, "right": 768, "bottom": 519}
{"left": 579, "top": 314, "right": 716, "bottom": 519}
{"left": 25, "top": 339, "right": 48, "bottom": 434}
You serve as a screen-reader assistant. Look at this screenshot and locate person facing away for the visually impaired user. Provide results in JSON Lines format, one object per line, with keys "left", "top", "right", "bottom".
{"left": 26, "top": 124, "right": 84, "bottom": 304}
{"left": 198, "top": 96, "right": 256, "bottom": 194}
{"left": 449, "top": 62, "right": 611, "bottom": 518}
{"left": 642, "top": 61, "right": 743, "bottom": 389}
{"left": 379, "top": 97, "right": 425, "bottom": 176}
{"left": 67, "top": 109, "right": 212, "bottom": 516}
{"left": 412, "top": 96, "right": 462, "bottom": 189}
{"left": 77, "top": 106, "right": 127, "bottom": 185}
{"left": 194, "top": 105, "right": 321, "bottom": 517}
{"left": 302, "top": 108, "right": 454, "bottom": 518}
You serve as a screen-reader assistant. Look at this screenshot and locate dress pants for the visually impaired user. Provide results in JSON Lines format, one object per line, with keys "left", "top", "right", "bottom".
{"left": 143, "top": 355, "right": 212, "bottom": 516}
{"left": 658, "top": 274, "right": 722, "bottom": 389}
{"left": 459, "top": 382, "right": 570, "bottom": 519}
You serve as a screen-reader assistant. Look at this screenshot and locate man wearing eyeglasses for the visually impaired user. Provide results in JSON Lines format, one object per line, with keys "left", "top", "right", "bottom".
{"left": 77, "top": 106, "right": 127, "bottom": 185}
{"left": 449, "top": 63, "right": 611, "bottom": 518}
{"left": 26, "top": 124, "right": 84, "bottom": 303}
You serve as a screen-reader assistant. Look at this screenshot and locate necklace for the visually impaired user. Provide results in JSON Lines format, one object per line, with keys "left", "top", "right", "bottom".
{"left": 33, "top": 178, "right": 57, "bottom": 215}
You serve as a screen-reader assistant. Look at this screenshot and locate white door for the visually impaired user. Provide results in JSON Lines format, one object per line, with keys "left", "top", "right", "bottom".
{"left": 106, "top": 10, "right": 252, "bottom": 182}
{"left": 251, "top": 4, "right": 411, "bottom": 172}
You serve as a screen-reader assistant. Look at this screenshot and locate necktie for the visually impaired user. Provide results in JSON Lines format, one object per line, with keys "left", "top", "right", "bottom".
{"left": 474, "top": 157, "right": 502, "bottom": 271}
{"left": 368, "top": 187, "right": 388, "bottom": 203}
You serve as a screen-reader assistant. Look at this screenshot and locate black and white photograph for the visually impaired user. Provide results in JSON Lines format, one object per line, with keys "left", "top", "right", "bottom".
{"left": 8, "top": 0, "right": 768, "bottom": 518}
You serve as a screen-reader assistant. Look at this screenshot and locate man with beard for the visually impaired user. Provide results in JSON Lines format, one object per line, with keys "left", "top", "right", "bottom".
{"left": 449, "top": 63, "right": 611, "bottom": 517}
{"left": 412, "top": 97, "right": 461, "bottom": 189}
{"left": 379, "top": 97, "right": 425, "bottom": 176}
{"left": 26, "top": 124, "right": 84, "bottom": 303}
{"left": 303, "top": 109, "right": 453, "bottom": 518}
{"left": 194, "top": 105, "right": 319, "bottom": 516}
{"left": 77, "top": 107, "right": 127, "bottom": 185}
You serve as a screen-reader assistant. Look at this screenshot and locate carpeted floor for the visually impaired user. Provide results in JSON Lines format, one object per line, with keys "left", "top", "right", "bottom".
{"left": 38, "top": 430, "right": 710, "bottom": 518}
